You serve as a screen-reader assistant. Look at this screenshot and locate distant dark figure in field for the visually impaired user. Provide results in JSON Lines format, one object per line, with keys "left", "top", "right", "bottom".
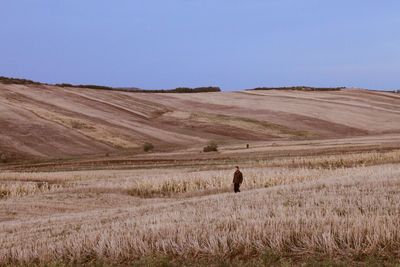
{"left": 233, "top": 166, "right": 243, "bottom": 193}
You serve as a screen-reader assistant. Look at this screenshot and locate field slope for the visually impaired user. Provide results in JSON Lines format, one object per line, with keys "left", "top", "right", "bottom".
{"left": 1, "top": 82, "right": 399, "bottom": 162}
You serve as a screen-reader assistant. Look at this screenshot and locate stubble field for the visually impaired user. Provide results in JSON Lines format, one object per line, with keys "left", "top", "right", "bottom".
{"left": 1, "top": 149, "right": 400, "bottom": 266}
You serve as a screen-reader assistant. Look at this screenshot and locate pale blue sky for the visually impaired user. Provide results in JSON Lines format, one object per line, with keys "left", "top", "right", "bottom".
{"left": 1, "top": 1, "right": 400, "bottom": 90}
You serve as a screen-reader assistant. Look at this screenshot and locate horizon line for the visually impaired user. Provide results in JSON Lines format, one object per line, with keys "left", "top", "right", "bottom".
{"left": 1, "top": 75, "right": 398, "bottom": 92}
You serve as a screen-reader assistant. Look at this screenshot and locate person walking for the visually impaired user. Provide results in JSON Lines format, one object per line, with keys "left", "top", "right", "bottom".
{"left": 233, "top": 166, "right": 243, "bottom": 193}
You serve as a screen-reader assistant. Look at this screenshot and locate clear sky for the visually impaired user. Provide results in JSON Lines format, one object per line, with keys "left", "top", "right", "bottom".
{"left": 1, "top": 1, "right": 400, "bottom": 90}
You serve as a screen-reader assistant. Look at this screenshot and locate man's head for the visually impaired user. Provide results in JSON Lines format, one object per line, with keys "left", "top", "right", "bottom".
{"left": 235, "top": 166, "right": 240, "bottom": 170}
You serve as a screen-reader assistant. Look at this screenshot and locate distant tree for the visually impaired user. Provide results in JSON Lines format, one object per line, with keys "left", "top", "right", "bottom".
{"left": 55, "top": 83, "right": 74, "bottom": 87}
{"left": 203, "top": 141, "right": 218, "bottom": 152}
{"left": 143, "top": 142, "right": 154, "bottom": 152}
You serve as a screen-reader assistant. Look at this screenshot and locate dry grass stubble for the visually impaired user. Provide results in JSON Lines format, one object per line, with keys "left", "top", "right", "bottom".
{"left": 1, "top": 164, "right": 400, "bottom": 265}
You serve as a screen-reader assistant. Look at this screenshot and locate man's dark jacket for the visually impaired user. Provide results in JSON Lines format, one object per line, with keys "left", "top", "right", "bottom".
{"left": 233, "top": 170, "right": 243, "bottom": 184}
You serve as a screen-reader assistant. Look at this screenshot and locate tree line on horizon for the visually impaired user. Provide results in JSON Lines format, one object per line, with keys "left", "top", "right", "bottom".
{"left": 0, "top": 76, "right": 220, "bottom": 93}
{"left": 2, "top": 76, "right": 400, "bottom": 93}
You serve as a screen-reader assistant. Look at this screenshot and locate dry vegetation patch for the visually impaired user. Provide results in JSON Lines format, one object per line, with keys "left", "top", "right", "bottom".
{"left": 123, "top": 167, "right": 335, "bottom": 197}
{"left": 0, "top": 181, "right": 64, "bottom": 199}
{"left": 257, "top": 149, "right": 400, "bottom": 169}
{"left": 0, "top": 170, "right": 116, "bottom": 199}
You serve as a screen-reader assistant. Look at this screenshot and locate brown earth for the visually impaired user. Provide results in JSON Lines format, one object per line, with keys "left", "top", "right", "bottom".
{"left": 0, "top": 83, "right": 399, "bottom": 164}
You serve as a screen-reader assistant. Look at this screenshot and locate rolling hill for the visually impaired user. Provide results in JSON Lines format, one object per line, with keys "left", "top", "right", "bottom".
{"left": 1, "top": 82, "right": 399, "bottom": 161}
